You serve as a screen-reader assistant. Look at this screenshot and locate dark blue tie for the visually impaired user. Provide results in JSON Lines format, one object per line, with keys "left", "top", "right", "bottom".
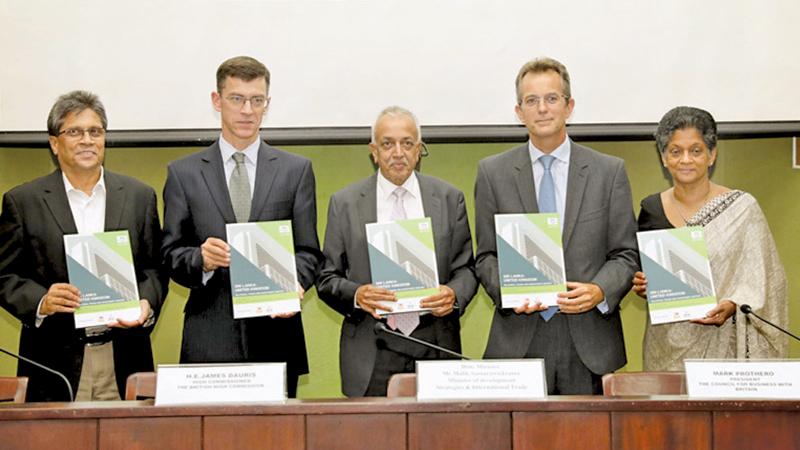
{"left": 537, "top": 155, "right": 558, "bottom": 322}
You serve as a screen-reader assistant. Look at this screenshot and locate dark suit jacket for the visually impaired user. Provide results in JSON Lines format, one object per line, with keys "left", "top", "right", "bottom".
{"left": 0, "top": 170, "right": 164, "bottom": 401}
{"left": 475, "top": 142, "right": 638, "bottom": 375}
{"left": 316, "top": 172, "right": 477, "bottom": 397}
{"left": 161, "top": 141, "right": 322, "bottom": 377}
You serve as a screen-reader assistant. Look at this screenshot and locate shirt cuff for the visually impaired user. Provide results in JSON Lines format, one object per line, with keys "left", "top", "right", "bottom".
{"left": 596, "top": 298, "right": 610, "bottom": 314}
{"left": 35, "top": 296, "right": 47, "bottom": 328}
{"left": 202, "top": 270, "right": 214, "bottom": 285}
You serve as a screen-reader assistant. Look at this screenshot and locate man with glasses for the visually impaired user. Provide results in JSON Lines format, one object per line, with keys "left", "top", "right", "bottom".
{"left": 475, "top": 58, "right": 638, "bottom": 394}
{"left": 0, "top": 90, "right": 165, "bottom": 401}
{"left": 316, "top": 106, "right": 477, "bottom": 396}
{"left": 161, "top": 56, "right": 322, "bottom": 397}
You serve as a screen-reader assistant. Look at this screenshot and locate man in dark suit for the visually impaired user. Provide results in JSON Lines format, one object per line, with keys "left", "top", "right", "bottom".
{"left": 475, "top": 58, "right": 639, "bottom": 394}
{"left": 317, "top": 106, "right": 477, "bottom": 396}
{"left": 0, "top": 90, "right": 164, "bottom": 401}
{"left": 161, "top": 56, "right": 322, "bottom": 397}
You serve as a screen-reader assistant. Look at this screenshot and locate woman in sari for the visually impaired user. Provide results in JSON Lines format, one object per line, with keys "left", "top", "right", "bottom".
{"left": 632, "top": 106, "right": 788, "bottom": 371}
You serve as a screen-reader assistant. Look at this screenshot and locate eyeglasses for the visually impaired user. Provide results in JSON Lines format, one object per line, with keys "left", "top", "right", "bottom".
{"left": 665, "top": 147, "right": 709, "bottom": 160}
{"left": 521, "top": 93, "right": 569, "bottom": 108}
{"left": 225, "top": 95, "right": 268, "bottom": 109}
{"left": 377, "top": 139, "right": 419, "bottom": 152}
{"left": 58, "top": 127, "right": 105, "bottom": 139}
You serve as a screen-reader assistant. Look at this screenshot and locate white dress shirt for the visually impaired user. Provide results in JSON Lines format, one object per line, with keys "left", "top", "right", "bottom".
{"left": 376, "top": 171, "right": 424, "bottom": 222}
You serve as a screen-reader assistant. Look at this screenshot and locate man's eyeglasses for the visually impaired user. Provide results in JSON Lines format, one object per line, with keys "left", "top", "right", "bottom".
{"left": 58, "top": 127, "right": 105, "bottom": 139}
{"left": 225, "top": 95, "right": 268, "bottom": 109}
{"left": 521, "top": 93, "right": 569, "bottom": 108}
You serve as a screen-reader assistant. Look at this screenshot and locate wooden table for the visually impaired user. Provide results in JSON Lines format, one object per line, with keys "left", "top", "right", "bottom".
{"left": 0, "top": 396, "right": 798, "bottom": 450}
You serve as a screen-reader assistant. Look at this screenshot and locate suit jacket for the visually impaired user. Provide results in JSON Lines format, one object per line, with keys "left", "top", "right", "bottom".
{"left": 475, "top": 142, "right": 638, "bottom": 375}
{"left": 161, "top": 141, "right": 322, "bottom": 377}
{"left": 0, "top": 170, "right": 164, "bottom": 401}
{"left": 316, "top": 172, "right": 477, "bottom": 397}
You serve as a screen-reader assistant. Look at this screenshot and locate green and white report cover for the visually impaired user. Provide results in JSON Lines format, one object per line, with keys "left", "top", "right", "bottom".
{"left": 227, "top": 221, "right": 300, "bottom": 319}
{"left": 637, "top": 226, "right": 717, "bottom": 324}
{"left": 365, "top": 217, "right": 439, "bottom": 315}
{"left": 64, "top": 230, "right": 141, "bottom": 328}
{"left": 495, "top": 213, "right": 566, "bottom": 309}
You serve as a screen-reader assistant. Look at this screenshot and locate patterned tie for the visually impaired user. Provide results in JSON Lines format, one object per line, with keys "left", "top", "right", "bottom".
{"left": 538, "top": 155, "right": 558, "bottom": 322}
{"left": 386, "top": 187, "right": 420, "bottom": 336}
{"left": 230, "top": 152, "right": 251, "bottom": 223}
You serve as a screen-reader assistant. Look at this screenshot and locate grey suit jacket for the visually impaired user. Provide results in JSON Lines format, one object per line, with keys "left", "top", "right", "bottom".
{"left": 0, "top": 170, "right": 165, "bottom": 401}
{"left": 476, "top": 142, "right": 638, "bottom": 375}
{"left": 316, "top": 172, "right": 477, "bottom": 397}
{"left": 161, "top": 141, "right": 322, "bottom": 376}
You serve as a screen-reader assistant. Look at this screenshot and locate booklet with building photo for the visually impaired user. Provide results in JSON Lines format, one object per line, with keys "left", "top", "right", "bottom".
{"left": 495, "top": 213, "right": 566, "bottom": 309}
{"left": 64, "top": 230, "right": 141, "bottom": 328}
{"left": 227, "top": 221, "right": 300, "bottom": 319}
{"left": 637, "top": 226, "right": 717, "bottom": 324}
{"left": 365, "top": 217, "right": 439, "bottom": 315}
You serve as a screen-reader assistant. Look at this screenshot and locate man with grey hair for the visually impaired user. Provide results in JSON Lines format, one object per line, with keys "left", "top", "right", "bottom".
{"left": 317, "top": 106, "right": 477, "bottom": 396}
{"left": 475, "top": 58, "right": 638, "bottom": 394}
{"left": 0, "top": 90, "right": 165, "bottom": 401}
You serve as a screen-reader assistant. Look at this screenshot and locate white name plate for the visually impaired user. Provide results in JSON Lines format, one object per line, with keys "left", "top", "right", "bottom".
{"left": 685, "top": 359, "right": 800, "bottom": 399}
{"left": 154, "top": 363, "right": 286, "bottom": 406}
{"left": 416, "top": 359, "right": 547, "bottom": 401}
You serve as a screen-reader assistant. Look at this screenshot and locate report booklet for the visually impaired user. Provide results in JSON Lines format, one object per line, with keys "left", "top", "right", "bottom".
{"left": 637, "top": 226, "right": 717, "bottom": 324}
{"left": 365, "top": 217, "right": 439, "bottom": 315}
{"left": 227, "top": 221, "right": 300, "bottom": 319}
{"left": 64, "top": 230, "right": 141, "bottom": 328}
{"left": 495, "top": 213, "right": 566, "bottom": 309}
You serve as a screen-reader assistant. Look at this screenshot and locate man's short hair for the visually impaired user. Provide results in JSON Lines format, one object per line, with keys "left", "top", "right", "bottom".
{"left": 654, "top": 106, "right": 718, "bottom": 155}
{"left": 370, "top": 106, "right": 422, "bottom": 143}
{"left": 216, "top": 56, "right": 270, "bottom": 93}
{"left": 46, "top": 90, "right": 108, "bottom": 167}
{"left": 515, "top": 57, "right": 572, "bottom": 104}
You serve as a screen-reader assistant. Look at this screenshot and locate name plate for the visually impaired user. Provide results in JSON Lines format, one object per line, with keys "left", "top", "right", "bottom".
{"left": 416, "top": 359, "right": 547, "bottom": 401}
{"left": 685, "top": 359, "right": 800, "bottom": 399}
{"left": 154, "top": 363, "right": 286, "bottom": 406}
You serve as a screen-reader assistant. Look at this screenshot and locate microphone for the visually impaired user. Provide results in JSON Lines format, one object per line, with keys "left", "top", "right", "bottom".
{"left": 0, "top": 345, "right": 74, "bottom": 402}
{"left": 373, "top": 321, "right": 471, "bottom": 360}
{"left": 739, "top": 304, "right": 800, "bottom": 342}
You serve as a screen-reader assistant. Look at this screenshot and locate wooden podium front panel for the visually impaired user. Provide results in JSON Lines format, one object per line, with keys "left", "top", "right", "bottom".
{"left": 98, "top": 417, "right": 201, "bottom": 450}
{"left": 204, "top": 415, "right": 305, "bottom": 450}
{"left": 0, "top": 419, "right": 96, "bottom": 450}
{"left": 306, "top": 413, "right": 406, "bottom": 450}
{"left": 612, "top": 412, "right": 711, "bottom": 450}
{"left": 713, "top": 411, "right": 800, "bottom": 450}
{"left": 513, "top": 412, "right": 610, "bottom": 450}
{"left": 408, "top": 412, "right": 511, "bottom": 450}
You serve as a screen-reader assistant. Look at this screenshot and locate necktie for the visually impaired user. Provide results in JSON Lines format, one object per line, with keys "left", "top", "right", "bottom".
{"left": 538, "top": 155, "right": 558, "bottom": 322}
{"left": 230, "top": 152, "right": 251, "bottom": 223}
{"left": 386, "top": 187, "right": 420, "bottom": 335}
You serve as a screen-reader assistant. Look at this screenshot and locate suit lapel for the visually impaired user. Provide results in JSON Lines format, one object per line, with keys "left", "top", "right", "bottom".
{"left": 41, "top": 170, "right": 78, "bottom": 235}
{"left": 419, "top": 174, "right": 445, "bottom": 274}
{"left": 562, "top": 141, "right": 590, "bottom": 249}
{"left": 512, "top": 145, "right": 538, "bottom": 213}
{"left": 200, "top": 143, "right": 237, "bottom": 223}
{"left": 358, "top": 174, "right": 378, "bottom": 227}
{"left": 250, "top": 142, "right": 279, "bottom": 220}
{"left": 103, "top": 171, "right": 125, "bottom": 231}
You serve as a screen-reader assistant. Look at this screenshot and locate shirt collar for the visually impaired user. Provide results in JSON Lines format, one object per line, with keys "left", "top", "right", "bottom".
{"left": 376, "top": 170, "right": 420, "bottom": 202}
{"left": 528, "top": 135, "right": 571, "bottom": 165}
{"left": 62, "top": 166, "right": 106, "bottom": 196}
{"left": 219, "top": 134, "right": 261, "bottom": 165}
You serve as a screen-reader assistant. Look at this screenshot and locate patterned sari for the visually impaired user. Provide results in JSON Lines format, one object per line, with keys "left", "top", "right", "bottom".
{"left": 638, "top": 190, "right": 788, "bottom": 371}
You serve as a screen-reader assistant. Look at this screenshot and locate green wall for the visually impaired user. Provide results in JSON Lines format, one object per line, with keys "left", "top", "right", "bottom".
{"left": 1, "top": 138, "right": 797, "bottom": 398}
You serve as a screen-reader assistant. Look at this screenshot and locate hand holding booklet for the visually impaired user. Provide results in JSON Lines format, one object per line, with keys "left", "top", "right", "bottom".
{"left": 227, "top": 221, "right": 300, "bottom": 319}
{"left": 494, "top": 213, "right": 566, "bottom": 309}
{"left": 637, "top": 226, "right": 717, "bottom": 324}
{"left": 64, "top": 230, "right": 141, "bottom": 328}
{"left": 365, "top": 217, "right": 439, "bottom": 314}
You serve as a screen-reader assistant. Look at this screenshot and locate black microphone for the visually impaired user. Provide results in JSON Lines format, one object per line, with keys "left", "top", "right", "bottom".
{"left": 0, "top": 345, "right": 74, "bottom": 402}
{"left": 739, "top": 304, "right": 800, "bottom": 342}
{"left": 373, "top": 321, "right": 471, "bottom": 360}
